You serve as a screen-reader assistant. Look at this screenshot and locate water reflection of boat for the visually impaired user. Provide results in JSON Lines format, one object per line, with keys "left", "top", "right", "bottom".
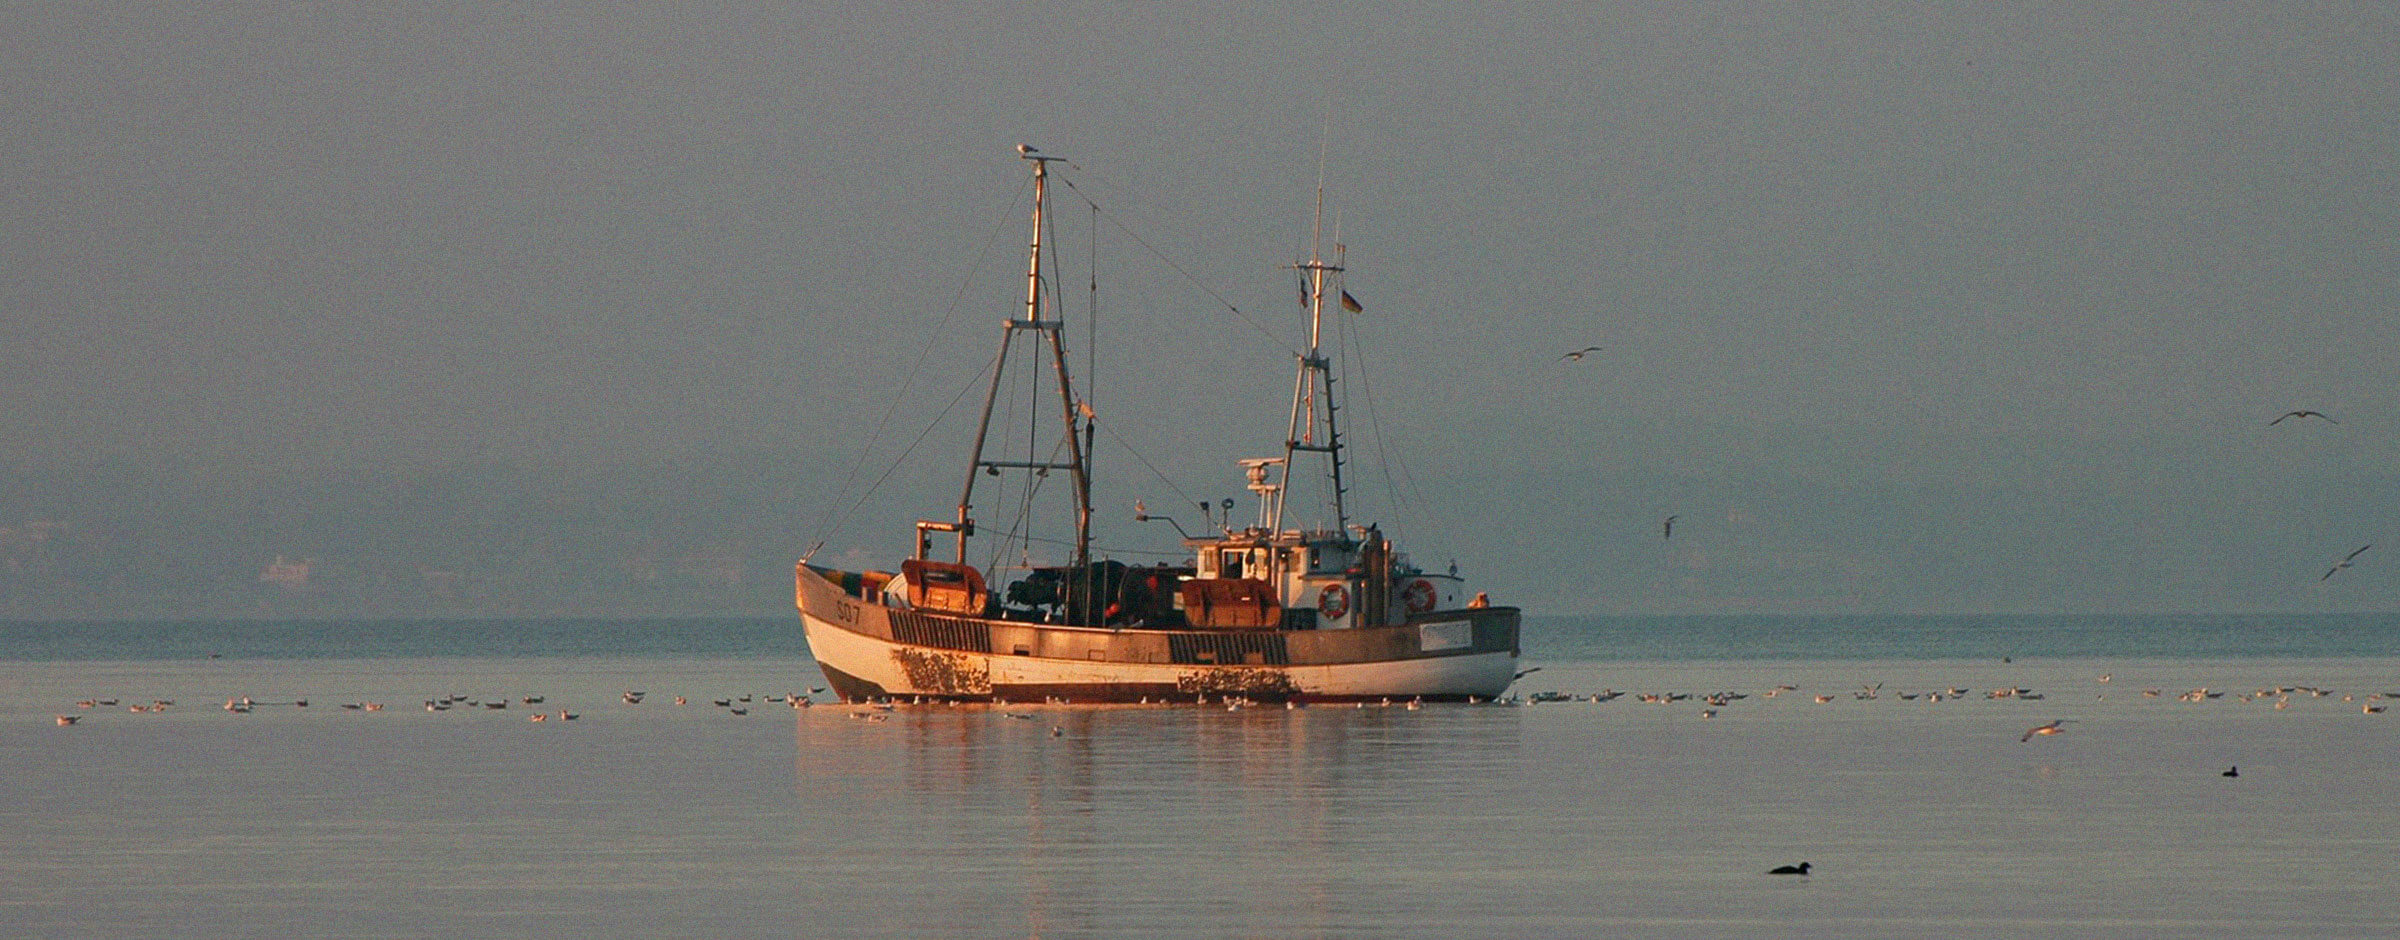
{"left": 796, "top": 146, "right": 1520, "bottom": 703}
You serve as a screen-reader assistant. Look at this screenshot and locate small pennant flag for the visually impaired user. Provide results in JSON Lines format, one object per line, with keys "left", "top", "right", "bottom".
{"left": 1339, "top": 290, "right": 1362, "bottom": 313}
{"left": 1298, "top": 280, "right": 1309, "bottom": 308}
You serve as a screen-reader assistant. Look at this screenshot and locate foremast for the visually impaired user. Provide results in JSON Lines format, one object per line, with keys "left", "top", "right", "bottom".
{"left": 930, "top": 146, "right": 1094, "bottom": 586}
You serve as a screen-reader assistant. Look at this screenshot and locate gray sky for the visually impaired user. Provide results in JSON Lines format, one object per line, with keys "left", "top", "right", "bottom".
{"left": 5, "top": 3, "right": 2397, "bottom": 615}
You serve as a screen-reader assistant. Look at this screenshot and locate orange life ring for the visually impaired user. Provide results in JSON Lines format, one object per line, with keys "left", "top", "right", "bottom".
{"left": 1317, "top": 583, "right": 1351, "bottom": 620}
{"left": 1401, "top": 578, "right": 1437, "bottom": 614}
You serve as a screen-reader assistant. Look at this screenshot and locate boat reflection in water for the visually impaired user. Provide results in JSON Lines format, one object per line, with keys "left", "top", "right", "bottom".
{"left": 789, "top": 697, "right": 1527, "bottom": 935}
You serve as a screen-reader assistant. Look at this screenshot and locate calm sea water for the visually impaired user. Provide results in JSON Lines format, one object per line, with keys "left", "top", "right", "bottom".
{"left": 6, "top": 614, "right": 2399, "bottom": 938}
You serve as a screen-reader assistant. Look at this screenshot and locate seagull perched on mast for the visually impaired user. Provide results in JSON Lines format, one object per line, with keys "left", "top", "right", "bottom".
{"left": 2269, "top": 410, "right": 2336, "bottom": 426}
{"left": 2322, "top": 544, "right": 2372, "bottom": 581}
{"left": 1559, "top": 346, "right": 1603, "bottom": 362}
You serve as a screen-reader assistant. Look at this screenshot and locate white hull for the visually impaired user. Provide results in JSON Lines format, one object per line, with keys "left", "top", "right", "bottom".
{"left": 797, "top": 570, "right": 1520, "bottom": 703}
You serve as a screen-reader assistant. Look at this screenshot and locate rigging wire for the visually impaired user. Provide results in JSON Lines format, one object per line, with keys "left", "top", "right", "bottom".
{"left": 803, "top": 177, "right": 1031, "bottom": 561}
{"left": 989, "top": 327, "right": 1028, "bottom": 575}
{"left": 1347, "top": 287, "right": 1434, "bottom": 529}
{"left": 1089, "top": 418, "right": 1205, "bottom": 528}
{"left": 1088, "top": 201, "right": 1098, "bottom": 446}
{"left": 1053, "top": 173, "right": 1299, "bottom": 359}
{"left": 988, "top": 433, "right": 1070, "bottom": 576}
{"left": 992, "top": 292, "right": 1040, "bottom": 575}
{"left": 1336, "top": 276, "right": 1418, "bottom": 546}
{"left": 987, "top": 209, "right": 1083, "bottom": 578}
{"left": 1327, "top": 197, "right": 1433, "bottom": 543}
{"left": 1009, "top": 531, "right": 1186, "bottom": 559}
{"left": 810, "top": 351, "right": 1003, "bottom": 563}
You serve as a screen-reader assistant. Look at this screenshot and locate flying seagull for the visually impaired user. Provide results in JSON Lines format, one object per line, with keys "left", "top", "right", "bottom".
{"left": 1663, "top": 515, "right": 1679, "bottom": 540}
{"left": 2322, "top": 544, "right": 2372, "bottom": 581}
{"left": 2269, "top": 410, "right": 2337, "bottom": 426}
{"left": 1559, "top": 346, "right": 1603, "bottom": 362}
{"left": 2021, "top": 719, "right": 2075, "bottom": 742}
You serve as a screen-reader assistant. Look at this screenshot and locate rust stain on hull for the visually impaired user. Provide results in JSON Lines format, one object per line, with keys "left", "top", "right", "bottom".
{"left": 990, "top": 682, "right": 1183, "bottom": 703}
{"left": 1176, "top": 667, "right": 1302, "bottom": 699}
{"left": 891, "top": 647, "right": 991, "bottom": 696}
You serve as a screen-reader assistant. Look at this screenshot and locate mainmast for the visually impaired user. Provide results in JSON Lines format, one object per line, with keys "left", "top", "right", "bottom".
{"left": 936, "top": 145, "right": 1094, "bottom": 581}
{"left": 1270, "top": 183, "right": 1350, "bottom": 536}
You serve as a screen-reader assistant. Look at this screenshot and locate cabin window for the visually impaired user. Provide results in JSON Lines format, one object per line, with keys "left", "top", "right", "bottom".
{"left": 1219, "top": 550, "right": 1244, "bottom": 579}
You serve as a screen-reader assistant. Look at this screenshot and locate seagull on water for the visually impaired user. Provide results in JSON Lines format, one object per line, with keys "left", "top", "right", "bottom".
{"left": 2323, "top": 545, "right": 2372, "bottom": 581}
{"left": 1559, "top": 346, "right": 1603, "bottom": 362}
{"left": 1767, "top": 862, "right": 1811, "bottom": 876}
{"left": 2022, "top": 719, "right": 2075, "bottom": 742}
{"left": 2269, "top": 410, "right": 2337, "bottom": 425}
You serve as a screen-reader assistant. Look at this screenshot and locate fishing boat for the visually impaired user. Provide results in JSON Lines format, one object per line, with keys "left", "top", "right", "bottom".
{"left": 795, "top": 146, "right": 1520, "bottom": 703}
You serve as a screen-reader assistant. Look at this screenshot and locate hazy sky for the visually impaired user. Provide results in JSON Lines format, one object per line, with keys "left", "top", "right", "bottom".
{"left": 6, "top": 3, "right": 2397, "bottom": 614}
